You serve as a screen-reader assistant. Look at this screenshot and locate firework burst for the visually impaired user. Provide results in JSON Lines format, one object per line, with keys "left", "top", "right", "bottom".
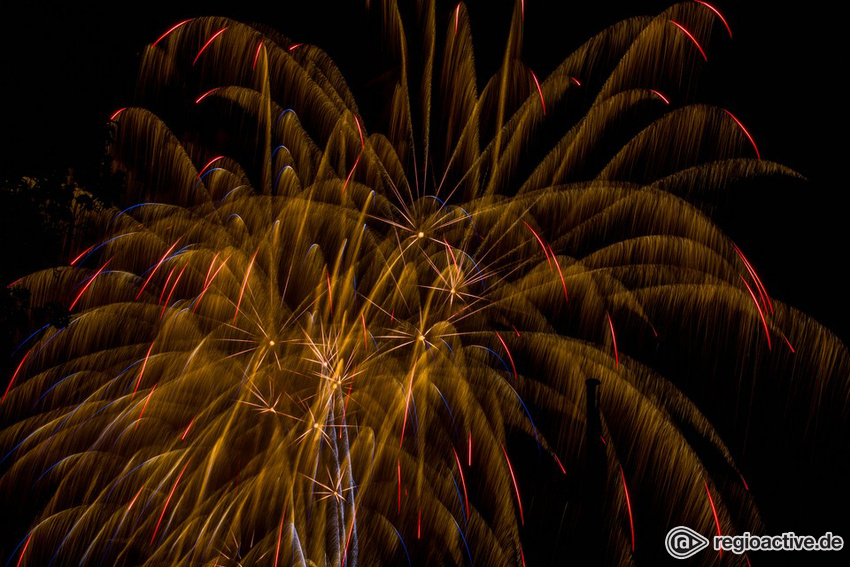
{"left": 3, "top": 2, "right": 849, "bottom": 566}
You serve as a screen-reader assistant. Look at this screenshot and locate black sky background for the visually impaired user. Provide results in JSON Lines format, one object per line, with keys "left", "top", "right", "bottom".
{"left": 2, "top": 0, "right": 847, "bottom": 345}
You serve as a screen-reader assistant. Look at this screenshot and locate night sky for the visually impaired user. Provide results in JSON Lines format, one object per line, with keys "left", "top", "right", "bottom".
{"left": 2, "top": 1, "right": 846, "bottom": 343}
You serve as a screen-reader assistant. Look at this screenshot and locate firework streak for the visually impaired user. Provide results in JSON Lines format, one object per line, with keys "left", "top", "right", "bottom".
{"left": 3, "top": 2, "right": 848, "bottom": 566}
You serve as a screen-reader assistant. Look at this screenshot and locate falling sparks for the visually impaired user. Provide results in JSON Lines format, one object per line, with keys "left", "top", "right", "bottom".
{"left": 136, "top": 239, "right": 182, "bottom": 299}
{"left": 152, "top": 19, "right": 192, "bottom": 47}
{"left": 650, "top": 89, "right": 671, "bottom": 105}
{"left": 3, "top": 350, "right": 31, "bottom": 403}
{"left": 694, "top": 0, "right": 733, "bottom": 38}
{"left": 15, "top": 534, "right": 32, "bottom": 567}
{"left": 193, "top": 27, "right": 228, "bottom": 65}
{"left": 621, "top": 469, "right": 636, "bottom": 552}
{"left": 150, "top": 461, "right": 190, "bottom": 545}
{"left": 253, "top": 41, "right": 264, "bottom": 69}
{"left": 496, "top": 332, "right": 518, "bottom": 381}
{"left": 181, "top": 416, "right": 197, "bottom": 440}
{"left": 548, "top": 244, "right": 569, "bottom": 301}
{"left": 501, "top": 444, "right": 524, "bottom": 526}
{"left": 1, "top": 4, "right": 837, "bottom": 565}
{"left": 234, "top": 248, "right": 259, "bottom": 321}
{"left": 530, "top": 70, "right": 546, "bottom": 115}
{"left": 132, "top": 342, "right": 156, "bottom": 397}
{"left": 724, "top": 109, "right": 762, "bottom": 160}
{"left": 523, "top": 221, "right": 551, "bottom": 269}
{"left": 453, "top": 448, "right": 470, "bottom": 520}
{"left": 704, "top": 482, "right": 724, "bottom": 554}
{"left": 198, "top": 156, "right": 225, "bottom": 178}
{"left": 607, "top": 314, "right": 620, "bottom": 368}
{"left": 733, "top": 243, "right": 772, "bottom": 313}
{"left": 195, "top": 88, "right": 220, "bottom": 104}
{"left": 740, "top": 276, "right": 772, "bottom": 350}
{"left": 69, "top": 259, "right": 111, "bottom": 310}
{"left": 669, "top": 20, "right": 708, "bottom": 61}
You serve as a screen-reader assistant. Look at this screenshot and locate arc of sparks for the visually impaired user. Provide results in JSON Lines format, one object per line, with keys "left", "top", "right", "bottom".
{"left": 607, "top": 314, "right": 620, "bottom": 368}
{"left": 724, "top": 110, "right": 761, "bottom": 160}
{"left": 694, "top": 0, "right": 733, "bottom": 38}
{"left": 193, "top": 27, "right": 228, "bottom": 65}
{"left": 621, "top": 469, "right": 636, "bottom": 552}
{"left": 669, "top": 20, "right": 708, "bottom": 61}
{"left": 152, "top": 19, "right": 192, "bottom": 47}
{"left": 500, "top": 443, "right": 524, "bottom": 525}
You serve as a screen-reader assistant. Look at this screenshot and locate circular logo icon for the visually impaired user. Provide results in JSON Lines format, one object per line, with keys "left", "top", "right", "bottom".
{"left": 665, "top": 526, "right": 710, "bottom": 559}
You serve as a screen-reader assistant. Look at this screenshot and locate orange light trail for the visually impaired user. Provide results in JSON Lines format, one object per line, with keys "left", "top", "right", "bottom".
{"left": 530, "top": 70, "right": 546, "bottom": 115}
{"left": 397, "top": 459, "right": 402, "bottom": 514}
{"left": 253, "top": 42, "right": 264, "bottom": 69}
{"left": 453, "top": 448, "right": 470, "bottom": 520}
{"left": 193, "top": 27, "right": 228, "bottom": 66}
{"left": 234, "top": 248, "right": 259, "bottom": 322}
{"left": 133, "top": 342, "right": 156, "bottom": 398}
{"left": 501, "top": 443, "right": 524, "bottom": 525}
{"left": 740, "top": 276, "right": 772, "bottom": 350}
{"left": 704, "top": 482, "right": 723, "bottom": 554}
{"left": 198, "top": 156, "right": 225, "bottom": 178}
{"left": 136, "top": 239, "right": 182, "bottom": 299}
{"left": 152, "top": 19, "right": 191, "bottom": 47}
{"left": 548, "top": 244, "right": 569, "bottom": 301}
{"left": 158, "top": 267, "right": 177, "bottom": 305}
{"left": 127, "top": 486, "right": 144, "bottom": 511}
{"left": 496, "top": 332, "right": 518, "bottom": 381}
{"left": 194, "top": 255, "right": 230, "bottom": 312}
{"left": 160, "top": 265, "right": 187, "bottom": 319}
{"left": 181, "top": 416, "right": 197, "bottom": 440}
{"left": 70, "top": 259, "right": 111, "bottom": 310}
{"left": 650, "top": 89, "right": 670, "bottom": 105}
{"left": 138, "top": 384, "right": 157, "bottom": 426}
{"left": 723, "top": 109, "right": 761, "bottom": 160}
{"left": 669, "top": 20, "right": 708, "bottom": 61}
{"left": 195, "top": 88, "right": 219, "bottom": 104}
{"left": 273, "top": 511, "right": 285, "bottom": 567}
{"left": 70, "top": 245, "right": 95, "bottom": 266}
{"left": 326, "top": 271, "right": 334, "bottom": 313}
{"left": 553, "top": 453, "right": 566, "bottom": 474}
{"left": 15, "top": 533, "right": 32, "bottom": 567}
{"left": 733, "top": 244, "right": 772, "bottom": 313}
{"left": 399, "top": 364, "right": 416, "bottom": 446}
{"left": 3, "top": 350, "right": 31, "bottom": 403}
{"left": 523, "top": 221, "right": 551, "bottom": 269}
{"left": 150, "top": 461, "right": 190, "bottom": 545}
{"left": 342, "top": 155, "right": 361, "bottom": 193}
{"left": 780, "top": 332, "right": 796, "bottom": 353}
{"left": 621, "top": 468, "right": 635, "bottom": 552}
{"left": 694, "top": 1, "right": 733, "bottom": 38}
{"left": 354, "top": 116, "right": 365, "bottom": 148}
{"left": 607, "top": 314, "right": 619, "bottom": 368}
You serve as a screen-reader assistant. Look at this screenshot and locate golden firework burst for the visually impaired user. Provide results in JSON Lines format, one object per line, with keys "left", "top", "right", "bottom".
{"left": 3, "top": 2, "right": 848, "bottom": 566}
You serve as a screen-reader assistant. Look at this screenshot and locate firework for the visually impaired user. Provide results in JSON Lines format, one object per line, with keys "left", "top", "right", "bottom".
{"left": 3, "top": 2, "right": 848, "bottom": 565}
